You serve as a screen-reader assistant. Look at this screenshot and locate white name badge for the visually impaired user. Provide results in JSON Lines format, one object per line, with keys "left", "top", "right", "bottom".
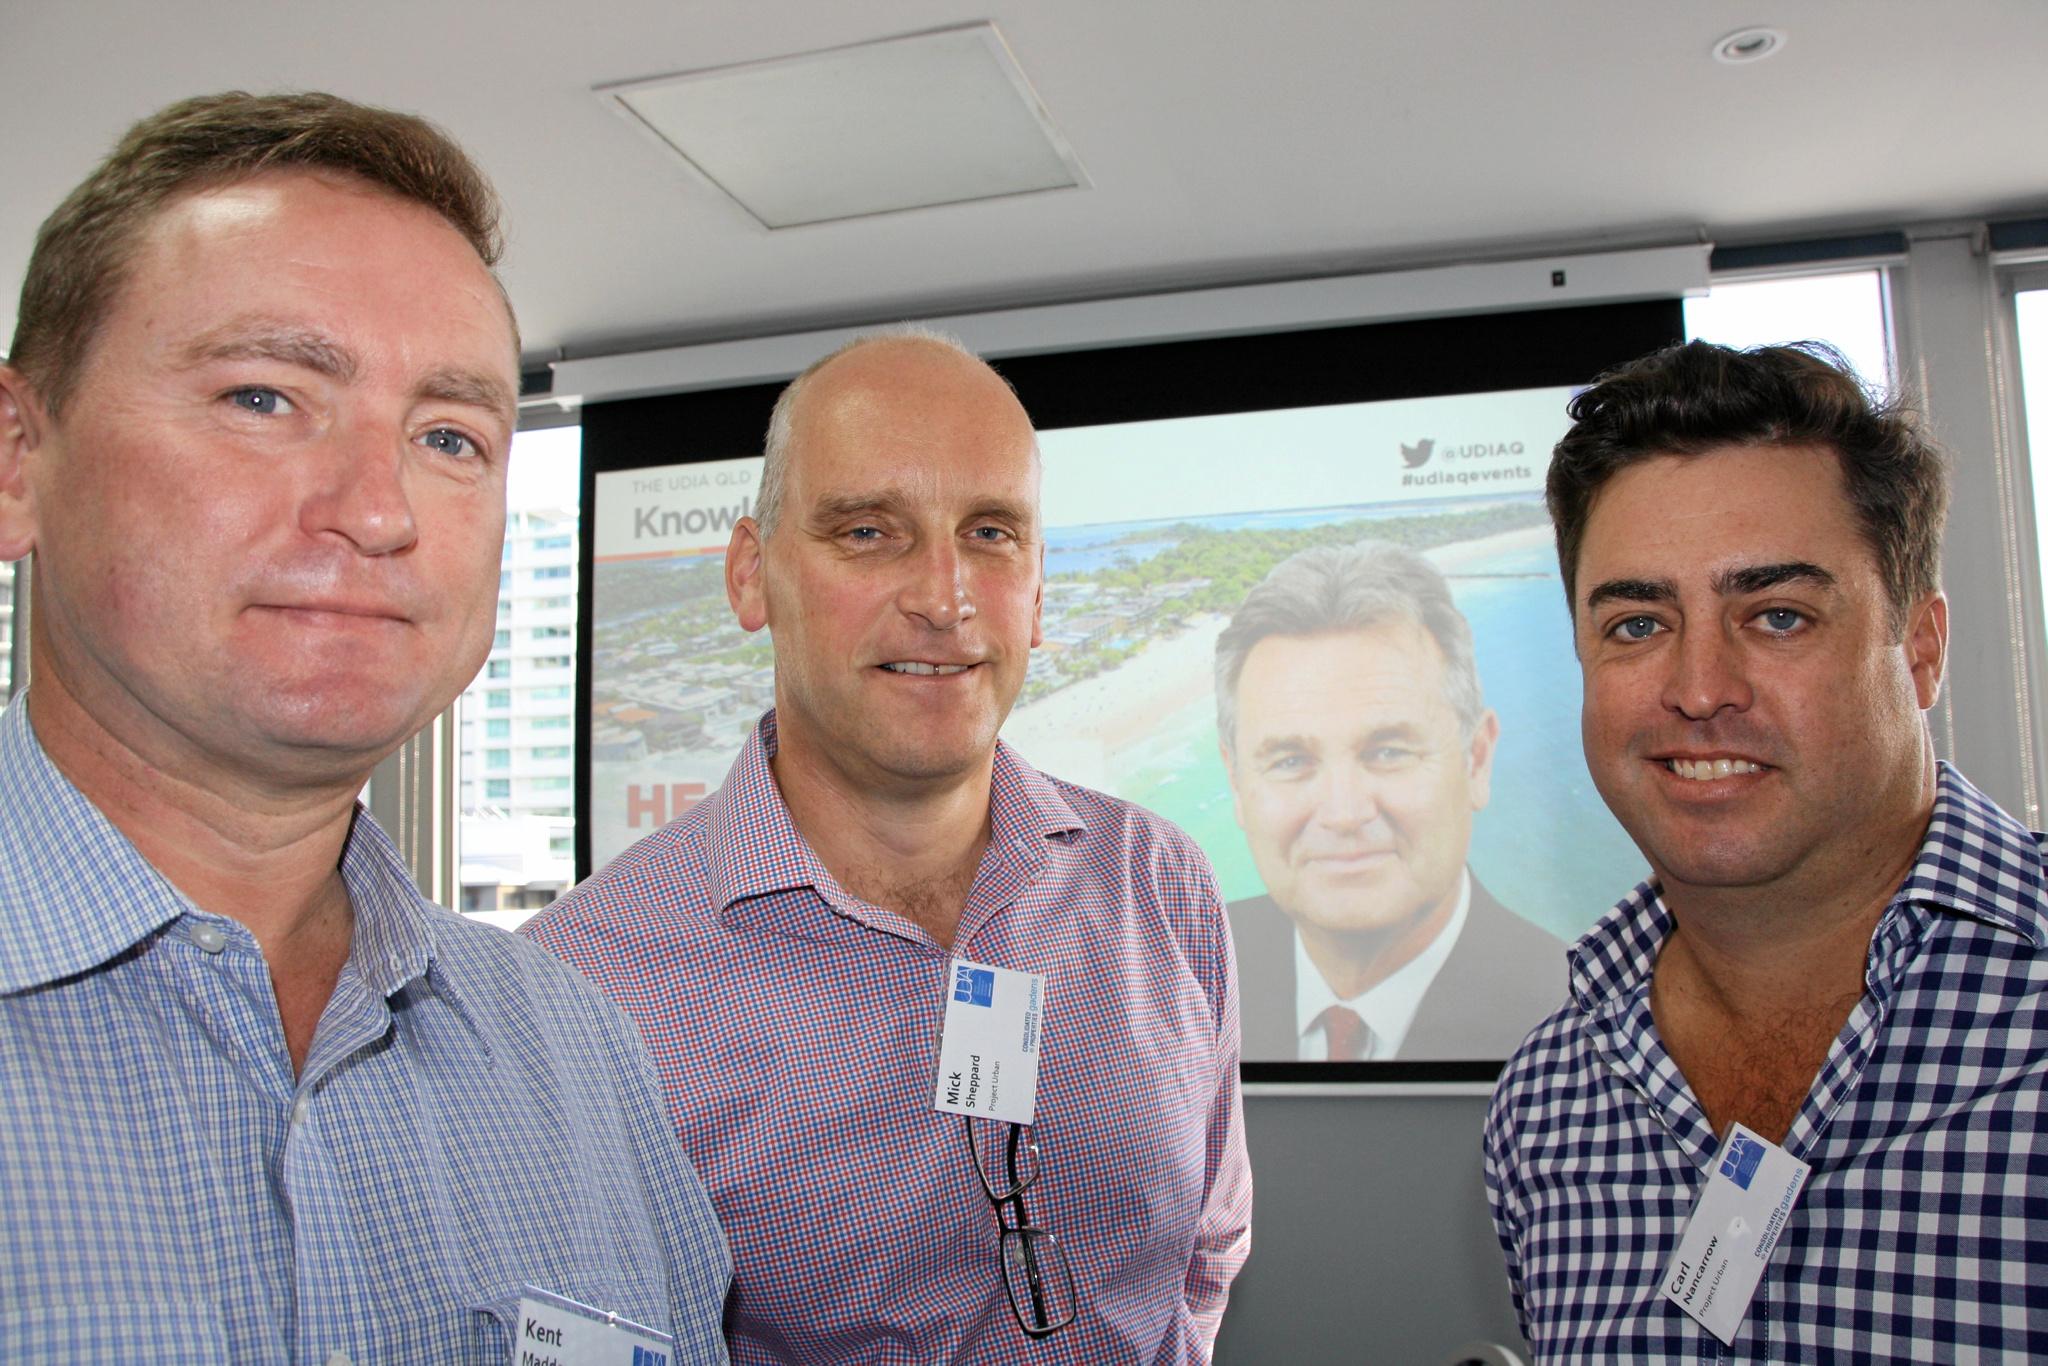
{"left": 1661, "top": 1124, "right": 1812, "bottom": 1346}
{"left": 512, "top": 1288, "right": 674, "bottom": 1366}
{"left": 931, "top": 958, "right": 1046, "bottom": 1126}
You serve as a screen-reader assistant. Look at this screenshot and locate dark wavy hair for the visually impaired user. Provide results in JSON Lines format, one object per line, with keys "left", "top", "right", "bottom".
{"left": 1547, "top": 340, "right": 1948, "bottom": 634}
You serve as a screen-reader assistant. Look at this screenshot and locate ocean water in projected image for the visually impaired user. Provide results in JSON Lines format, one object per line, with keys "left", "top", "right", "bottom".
{"left": 1001, "top": 498, "right": 1647, "bottom": 944}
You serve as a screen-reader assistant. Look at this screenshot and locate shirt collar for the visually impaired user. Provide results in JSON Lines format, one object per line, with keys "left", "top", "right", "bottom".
{"left": 334, "top": 807, "right": 438, "bottom": 999}
{"left": 0, "top": 697, "right": 188, "bottom": 992}
{"left": 0, "top": 693, "right": 436, "bottom": 999}
{"left": 1568, "top": 760, "right": 2048, "bottom": 1016}
{"left": 702, "top": 709, "right": 1086, "bottom": 919}
{"left": 1294, "top": 868, "right": 1471, "bottom": 1058}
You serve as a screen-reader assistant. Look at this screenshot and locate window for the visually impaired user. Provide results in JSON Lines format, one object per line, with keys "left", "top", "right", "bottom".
{"left": 2020, "top": 288, "right": 2048, "bottom": 651}
{"left": 457, "top": 423, "right": 582, "bottom": 920}
{"left": 1684, "top": 269, "right": 1892, "bottom": 394}
{"left": 0, "top": 559, "right": 15, "bottom": 704}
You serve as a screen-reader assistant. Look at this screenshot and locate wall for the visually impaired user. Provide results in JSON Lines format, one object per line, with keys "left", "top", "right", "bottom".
{"left": 1215, "top": 1092, "right": 1521, "bottom": 1364}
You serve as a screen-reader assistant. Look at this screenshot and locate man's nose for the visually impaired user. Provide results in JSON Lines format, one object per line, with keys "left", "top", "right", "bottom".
{"left": 1661, "top": 624, "right": 1754, "bottom": 721}
{"left": 1312, "top": 762, "right": 1381, "bottom": 831}
{"left": 300, "top": 420, "right": 419, "bottom": 556}
{"left": 898, "top": 537, "right": 974, "bottom": 630}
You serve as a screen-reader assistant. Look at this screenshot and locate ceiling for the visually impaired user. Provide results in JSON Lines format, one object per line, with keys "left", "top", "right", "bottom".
{"left": 3, "top": 0, "right": 2043, "bottom": 376}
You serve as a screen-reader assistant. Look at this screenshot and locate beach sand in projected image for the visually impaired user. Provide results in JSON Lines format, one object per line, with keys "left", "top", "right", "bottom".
{"left": 1001, "top": 504, "right": 1647, "bottom": 943}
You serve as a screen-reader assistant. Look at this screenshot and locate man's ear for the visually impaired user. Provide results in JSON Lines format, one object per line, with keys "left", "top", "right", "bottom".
{"left": 1466, "top": 709, "right": 1501, "bottom": 811}
{"left": 1904, "top": 590, "right": 1948, "bottom": 710}
{"left": 726, "top": 517, "right": 769, "bottom": 633}
{"left": 0, "top": 364, "right": 46, "bottom": 561}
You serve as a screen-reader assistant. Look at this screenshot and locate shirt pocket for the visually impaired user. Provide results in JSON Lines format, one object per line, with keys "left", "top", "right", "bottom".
{"left": 464, "top": 1291, "right": 520, "bottom": 1365}
{"left": 0, "top": 1299, "right": 232, "bottom": 1361}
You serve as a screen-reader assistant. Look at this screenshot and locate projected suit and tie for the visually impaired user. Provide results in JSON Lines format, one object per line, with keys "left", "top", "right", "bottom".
{"left": 1215, "top": 541, "right": 1569, "bottom": 1062}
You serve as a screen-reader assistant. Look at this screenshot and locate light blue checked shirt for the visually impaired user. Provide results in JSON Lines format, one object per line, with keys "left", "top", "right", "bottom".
{"left": 0, "top": 697, "right": 731, "bottom": 1363}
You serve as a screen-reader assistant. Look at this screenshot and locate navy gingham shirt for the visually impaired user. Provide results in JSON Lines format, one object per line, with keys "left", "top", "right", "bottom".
{"left": 1485, "top": 762, "right": 2048, "bottom": 1361}
{"left": 0, "top": 698, "right": 731, "bottom": 1363}
{"left": 527, "top": 710, "right": 1252, "bottom": 1365}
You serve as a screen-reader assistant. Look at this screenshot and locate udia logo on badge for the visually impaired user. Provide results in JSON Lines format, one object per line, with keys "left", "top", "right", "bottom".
{"left": 954, "top": 963, "right": 996, "bottom": 1007}
{"left": 1719, "top": 1132, "right": 1765, "bottom": 1190}
{"left": 932, "top": 957, "right": 1047, "bottom": 1127}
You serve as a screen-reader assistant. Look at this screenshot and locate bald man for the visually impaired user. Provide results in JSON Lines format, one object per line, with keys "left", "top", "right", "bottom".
{"left": 527, "top": 329, "right": 1252, "bottom": 1363}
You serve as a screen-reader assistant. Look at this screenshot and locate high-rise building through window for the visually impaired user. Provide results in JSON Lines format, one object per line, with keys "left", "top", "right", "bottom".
{"left": 458, "top": 426, "right": 581, "bottom": 921}
{"left": 0, "top": 559, "right": 15, "bottom": 701}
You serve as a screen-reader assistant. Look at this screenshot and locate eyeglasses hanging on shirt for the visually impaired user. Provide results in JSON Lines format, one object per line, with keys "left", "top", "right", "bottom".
{"left": 964, "top": 1115, "right": 1079, "bottom": 1337}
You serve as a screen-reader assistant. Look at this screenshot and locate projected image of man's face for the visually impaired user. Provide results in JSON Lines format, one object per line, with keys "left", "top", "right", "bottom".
{"left": 1226, "top": 620, "right": 1495, "bottom": 951}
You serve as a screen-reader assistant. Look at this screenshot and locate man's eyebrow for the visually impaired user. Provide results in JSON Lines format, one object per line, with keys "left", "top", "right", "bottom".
{"left": 1250, "top": 733, "right": 1316, "bottom": 760}
{"left": 174, "top": 322, "right": 358, "bottom": 381}
{"left": 966, "top": 498, "right": 1039, "bottom": 530}
{"left": 808, "top": 490, "right": 914, "bottom": 522}
{"left": 1583, "top": 578, "right": 1677, "bottom": 612}
{"left": 1714, "top": 561, "right": 1836, "bottom": 597}
{"left": 419, "top": 367, "right": 517, "bottom": 424}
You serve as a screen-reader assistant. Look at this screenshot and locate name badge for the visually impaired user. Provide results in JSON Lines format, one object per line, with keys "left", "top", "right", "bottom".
{"left": 1661, "top": 1124, "right": 1812, "bottom": 1345}
{"left": 512, "top": 1287, "right": 674, "bottom": 1366}
{"left": 931, "top": 958, "right": 1046, "bottom": 1126}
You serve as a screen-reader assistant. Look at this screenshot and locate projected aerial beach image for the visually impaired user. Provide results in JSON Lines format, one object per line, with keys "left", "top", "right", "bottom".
{"left": 589, "top": 387, "right": 1649, "bottom": 1062}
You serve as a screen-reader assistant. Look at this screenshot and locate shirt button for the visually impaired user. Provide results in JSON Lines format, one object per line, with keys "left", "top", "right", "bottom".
{"left": 191, "top": 924, "right": 227, "bottom": 954}
{"left": 291, "top": 1093, "right": 313, "bottom": 1127}
{"left": 325, "top": 1354, "right": 352, "bottom": 1366}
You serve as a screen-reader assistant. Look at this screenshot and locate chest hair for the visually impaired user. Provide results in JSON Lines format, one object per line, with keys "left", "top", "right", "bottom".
{"left": 844, "top": 861, "right": 980, "bottom": 947}
{"left": 1660, "top": 990, "right": 1865, "bottom": 1144}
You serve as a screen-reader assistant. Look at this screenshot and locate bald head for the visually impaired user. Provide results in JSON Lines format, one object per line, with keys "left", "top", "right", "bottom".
{"left": 724, "top": 325, "right": 1047, "bottom": 793}
{"left": 755, "top": 328, "right": 1036, "bottom": 537}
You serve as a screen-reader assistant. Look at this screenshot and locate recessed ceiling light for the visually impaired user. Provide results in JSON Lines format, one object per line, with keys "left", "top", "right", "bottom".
{"left": 600, "top": 23, "right": 1088, "bottom": 230}
{"left": 1713, "top": 27, "right": 1786, "bottom": 64}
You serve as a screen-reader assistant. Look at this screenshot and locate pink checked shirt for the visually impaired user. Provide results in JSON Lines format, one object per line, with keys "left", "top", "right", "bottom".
{"left": 527, "top": 711, "right": 1252, "bottom": 1364}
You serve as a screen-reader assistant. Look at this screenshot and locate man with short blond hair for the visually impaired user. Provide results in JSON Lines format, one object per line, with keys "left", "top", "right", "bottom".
{"left": 0, "top": 92, "right": 727, "bottom": 1362}
{"left": 529, "top": 329, "right": 1252, "bottom": 1363}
